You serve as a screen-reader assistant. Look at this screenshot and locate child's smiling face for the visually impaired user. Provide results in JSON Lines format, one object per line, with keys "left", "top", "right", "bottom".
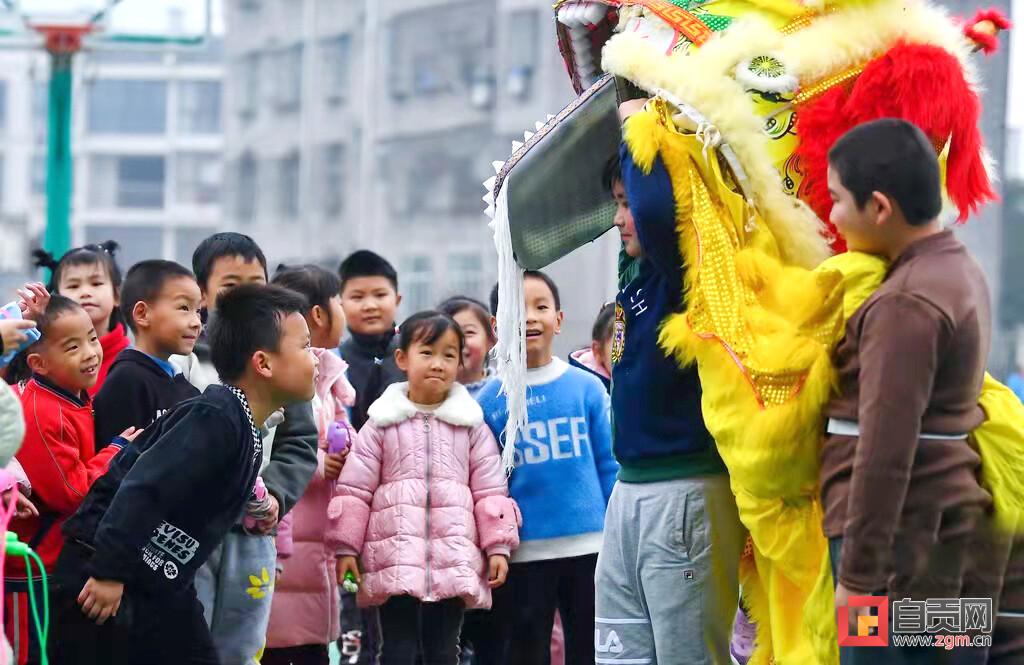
{"left": 29, "top": 308, "right": 103, "bottom": 393}
{"left": 524, "top": 276, "right": 562, "bottom": 368}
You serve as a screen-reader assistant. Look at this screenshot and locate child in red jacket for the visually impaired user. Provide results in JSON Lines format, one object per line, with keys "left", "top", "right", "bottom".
{"left": 4, "top": 295, "right": 140, "bottom": 664}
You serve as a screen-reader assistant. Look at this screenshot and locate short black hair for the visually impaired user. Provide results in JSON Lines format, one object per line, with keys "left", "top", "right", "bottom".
{"left": 338, "top": 250, "right": 398, "bottom": 293}
{"left": 602, "top": 154, "right": 623, "bottom": 192}
{"left": 398, "top": 311, "right": 464, "bottom": 360}
{"left": 438, "top": 296, "right": 496, "bottom": 345}
{"left": 192, "top": 232, "right": 268, "bottom": 291}
{"left": 488, "top": 270, "right": 562, "bottom": 316}
{"left": 120, "top": 260, "right": 196, "bottom": 334}
{"left": 592, "top": 302, "right": 615, "bottom": 343}
{"left": 828, "top": 118, "right": 942, "bottom": 227}
{"left": 272, "top": 264, "right": 342, "bottom": 320}
{"left": 207, "top": 284, "right": 308, "bottom": 383}
{"left": 37, "top": 295, "right": 86, "bottom": 342}
{"left": 33, "top": 241, "right": 124, "bottom": 332}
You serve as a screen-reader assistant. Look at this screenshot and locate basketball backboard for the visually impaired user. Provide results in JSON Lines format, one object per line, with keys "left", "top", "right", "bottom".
{"left": 0, "top": 0, "right": 217, "bottom": 46}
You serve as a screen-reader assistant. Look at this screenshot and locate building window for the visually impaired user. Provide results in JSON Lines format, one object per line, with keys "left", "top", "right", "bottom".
{"left": 273, "top": 45, "right": 303, "bottom": 112}
{"left": 32, "top": 81, "right": 47, "bottom": 145}
{"left": 389, "top": 3, "right": 494, "bottom": 103}
{"left": 174, "top": 227, "right": 217, "bottom": 265}
{"left": 84, "top": 225, "right": 164, "bottom": 266}
{"left": 320, "top": 144, "right": 345, "bottom": 218}
{"left": 31, "top": 154, "right": 45, "bottom": 197}
{"left": 401, "top": 255, "right": 433, "bottom": 313}
{"left": 321, "top": 35, "right": 350, "bottom": 105}
{"left": 176, "top": 153, "right": 222, "bottom": 206}
{"left": 87, "top": 80, "right": 168, "bottom": 135}
{"left": 447, "top": 253, "right": 484, "bottom": 299}
{"left": 178, "top": 81, "right": 222, "bottom": 134}
{"left": 505, "top": 10, "right": 539, "bottom": 101}
{"left": 237, "top": 54, "right": 260, "bottom": 120}
{"left": 0, "top": 81, "right": 7, "bottom": 133}
{"left": 384, "top": 126, "right": 492, "bottom": 221}
{"left": 277, "top": 153, "right": 300, "bottom": 219}
{"left": 235, "top": 153, "right": 257, "bottom": 224}
{"left": 89, "top": 155, "right": 165, "bottom": 209}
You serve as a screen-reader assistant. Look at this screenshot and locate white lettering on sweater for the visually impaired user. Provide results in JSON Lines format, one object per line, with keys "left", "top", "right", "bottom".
{"left": 514, "top": 417, "right": 589, "bottom": 466}
{"left": 149, "top": 521, "right": 199, "bottom": 564}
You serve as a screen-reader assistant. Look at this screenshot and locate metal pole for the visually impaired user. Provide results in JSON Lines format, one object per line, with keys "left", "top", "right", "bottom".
{"left": 44, "top": 51, "right": 73, "bottom": 263}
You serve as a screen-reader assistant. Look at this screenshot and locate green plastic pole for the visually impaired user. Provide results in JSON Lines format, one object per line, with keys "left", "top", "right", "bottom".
{"left": 43, "top": 52, "right": 73, "bottom": 268}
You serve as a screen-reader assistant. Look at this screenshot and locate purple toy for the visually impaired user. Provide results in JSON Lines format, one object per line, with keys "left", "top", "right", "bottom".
{"left": 327, "top": 421, "right": 350, "bottom": 455}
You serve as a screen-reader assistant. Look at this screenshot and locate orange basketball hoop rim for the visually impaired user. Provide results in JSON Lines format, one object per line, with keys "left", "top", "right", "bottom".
{"left": 31, "top": 23, "right": 96, "bottom": 54}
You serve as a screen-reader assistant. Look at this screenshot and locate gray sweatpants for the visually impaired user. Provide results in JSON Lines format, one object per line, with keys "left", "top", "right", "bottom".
{"left": 195, "top": 530, "right": 277, "bottom": 665}
{"left": 595, "top": 475, "right": 744, "bottom": 665}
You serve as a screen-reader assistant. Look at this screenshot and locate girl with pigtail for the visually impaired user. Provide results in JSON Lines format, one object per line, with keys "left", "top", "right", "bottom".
{"left": 32, "top": 241, "right": 128, "bottom": 396}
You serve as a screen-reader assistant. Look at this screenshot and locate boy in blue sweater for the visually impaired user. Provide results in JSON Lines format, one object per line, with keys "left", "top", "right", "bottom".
{"left": 594, "top": 99, "right": 745, "bottom": 665}
{"left": 476, "top": 270, "right": 617, "bottom": 665}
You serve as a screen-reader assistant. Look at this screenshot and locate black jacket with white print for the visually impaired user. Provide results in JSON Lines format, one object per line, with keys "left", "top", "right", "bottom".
{"left": 62, "top": 384, "right": 262, "bottom": 592}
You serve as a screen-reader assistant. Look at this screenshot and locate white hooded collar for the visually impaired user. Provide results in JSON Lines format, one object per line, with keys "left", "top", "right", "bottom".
{"left": 367, "top": 382, "right": 483, "bottom": 428}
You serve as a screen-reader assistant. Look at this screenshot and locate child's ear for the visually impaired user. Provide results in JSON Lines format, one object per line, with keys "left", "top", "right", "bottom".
{"left": 490, "top": 316, "right": 497, "bottom": 337}
{"left": 310, "top": 304, "right": 326, "bottom": 330}
{"left": 394, "top": 292, "right": 403, "bottom": 309}
{"left": 26, "top": 352, "right": 46, "bottom": 376}
{"left": 555, "top": 311, "right": 564, "bottom": 335}
{"left": 394, "top": 347, "right": 408, "bottom": 373}
{"left": 870, "top": 191, "right": 894, "bottom": 227}
{"left": 132, "top": 301, "right": 150, "bottom": 331}
{"left": 252, "top": 349, "right": 273, "bottom": 379}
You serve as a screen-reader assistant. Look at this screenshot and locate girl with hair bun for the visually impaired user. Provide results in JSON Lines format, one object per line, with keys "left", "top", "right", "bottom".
{"left": 33, "top": 241, "right": 128, "bottom": 396}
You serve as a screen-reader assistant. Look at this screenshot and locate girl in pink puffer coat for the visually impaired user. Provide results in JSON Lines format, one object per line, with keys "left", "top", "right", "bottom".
{"left": 265, "top": 265, "right": 356, "bottom": 665}
{"left": 329, "top": 312, "right": 520, "bottom": 665}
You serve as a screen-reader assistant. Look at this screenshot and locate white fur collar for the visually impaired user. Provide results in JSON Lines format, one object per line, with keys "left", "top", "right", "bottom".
{"left": 367, "top": 382, "right": 483, "bottom": 428}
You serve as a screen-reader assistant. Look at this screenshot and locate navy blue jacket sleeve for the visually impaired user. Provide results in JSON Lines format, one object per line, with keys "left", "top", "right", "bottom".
{"left": 619, "top": 142, "right": 684, "bottom": 287}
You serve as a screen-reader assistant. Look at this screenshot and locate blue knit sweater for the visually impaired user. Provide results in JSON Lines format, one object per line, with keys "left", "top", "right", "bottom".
{"left": 476, "top": 358, "right": 617, "bottom": 562}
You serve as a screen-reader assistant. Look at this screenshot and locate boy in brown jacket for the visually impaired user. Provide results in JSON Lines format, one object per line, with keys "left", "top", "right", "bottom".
{"left": 820, "top": 118, "right": 995, "bottom": 663}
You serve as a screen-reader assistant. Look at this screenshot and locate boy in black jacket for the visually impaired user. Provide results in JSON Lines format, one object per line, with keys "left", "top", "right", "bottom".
{"left": 337, "top": 250, "right": 406, "bottom": 431}
{"left": 179, "top": 232, "right": 318, "bottom": 664}
{"left": 55, "top": 284, "right": 317, "bottom": 665}
{"left": 93, "top": 260, "right": 202, "bottom": 449}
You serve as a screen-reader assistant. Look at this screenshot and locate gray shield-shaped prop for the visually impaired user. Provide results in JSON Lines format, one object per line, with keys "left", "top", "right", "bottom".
{"left": 492, "top": 74, "right": 622, "bottom": 271}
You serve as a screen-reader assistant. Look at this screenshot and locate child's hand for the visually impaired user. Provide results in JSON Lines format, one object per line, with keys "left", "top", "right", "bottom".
{"left": 16, "top": 283, "right": 49, "bottom": 322}
{"left": 336, "top": 556, "right": 361, "bottom": 586}
{"left": 324, "top": 450, "right": 347, "bottom": 481}
{"left": 618, "top": 98, "right": 649, "bottom": 122}
{"left": 252, "top": 495, "right": 280, "bottom": 534}
{"left": 0, "top": 319, "right": 36, "bottom": 354}
{"left": 78, "top": 577, "right": 124, "bottom": 625}
{"left": 118, "top": 427, "right": 144, "bottom": 444}
{"left": 13, "top": 492, "right": 37, "bottom": 519}
{"left": 487, "top": 554, "right": 509, "bottom": 588}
